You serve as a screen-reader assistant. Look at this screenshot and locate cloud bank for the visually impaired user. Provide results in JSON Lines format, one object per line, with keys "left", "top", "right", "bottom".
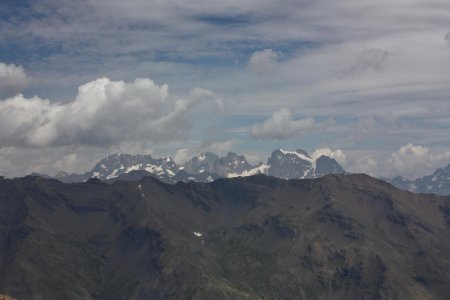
{"left": 0, "top": 78, "right": 214, "bottom": 148}
{"left": 347, "top": 144, "right": 450, "bottom": 179}
{"left": 387, "top": 143, "right": 450, "bottom": 179}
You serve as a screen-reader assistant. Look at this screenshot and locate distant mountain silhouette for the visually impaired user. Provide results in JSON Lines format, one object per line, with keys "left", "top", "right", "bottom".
{"left": 50, "top": 148, "right": 345, "bottom": 184}
{"left": 387, "top": 163, "right": 450, "bottom": 195}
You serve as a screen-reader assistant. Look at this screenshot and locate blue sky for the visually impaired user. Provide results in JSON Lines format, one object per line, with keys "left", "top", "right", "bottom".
{"left": 0, "top": 0, "right": 450, "bottom": 179}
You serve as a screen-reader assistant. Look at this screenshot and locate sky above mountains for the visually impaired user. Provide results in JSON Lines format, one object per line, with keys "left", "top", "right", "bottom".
{"left": 0, "top": 0, "right": 450, "bottom": 179}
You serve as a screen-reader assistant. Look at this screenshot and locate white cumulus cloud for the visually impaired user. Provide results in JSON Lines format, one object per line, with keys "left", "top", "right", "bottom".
{"left": 173, "top": 148, "right": 191, "bottom": 164}
{"left": 0, "top": 77, "right": 214, "bottom": 148}
{"left": 0, "top": 62, "right": 29, "bottom": 97}
{"left": 248, "top": 49, "right": 280, "bottom": 74}
{"left": 346, "top": 144, "right": 450, "bottom": 179}
{"left": 349, "top": 157, "right": 379, "bottom": 177}
{"left": 249, "top": 109, "right": 335, "bottom": 140}
{"left": 386, "top": 143, "right": 450, "bottom": 179}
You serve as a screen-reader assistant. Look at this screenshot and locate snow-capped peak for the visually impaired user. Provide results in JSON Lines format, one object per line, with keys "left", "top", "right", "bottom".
{"left": 88, "top": 153, "right": 179, "bottom": 181}
{"left": 197, "top": 153, "right": 207, "bottom": 162}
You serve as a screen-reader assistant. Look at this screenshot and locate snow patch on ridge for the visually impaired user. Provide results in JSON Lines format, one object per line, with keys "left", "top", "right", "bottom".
{"left": 228, "top": 164, "right": 269, "bottom": 178}
{"left": 126, "top": 164, "right": 141, "bottom": 173}
{"left": 198, "top": 153, "right": 206, "bottom": 162}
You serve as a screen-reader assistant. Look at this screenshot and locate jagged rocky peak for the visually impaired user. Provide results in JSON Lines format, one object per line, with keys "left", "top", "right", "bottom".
{"left": 388, "top": 176, "right": 417, "bottom": 192}
{"left": 215, "top": 152, "right": 253, "bottom": 176}
{"left": 223, "top": 151, "right": 252, "bottom": 168}
{"left": 182, "top": 151, "right": 253, "bottom": 177}
{"left": 182, "top": 152, "right": 219, "bottom": 175}
{"left": 266, "top": 149, "right": 344, "bottom": 180}
{"left": 91, "top": 153, "right": 178, "bottom": 180}
{"left": 196, "top": 152, "right": 219, "bottom": 162}
{"left": 268, "top": 149, "right": 313, "bottom": 179}
{"left": 314, "top": 155, "right": 344, "bottom": 177}
{"left": 387, "top": 163, "right": 450, "bottom": 195}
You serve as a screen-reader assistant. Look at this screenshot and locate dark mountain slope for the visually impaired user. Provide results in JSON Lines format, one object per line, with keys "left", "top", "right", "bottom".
{"left": 0, "top": 174, "right": 449, "bottom": 299}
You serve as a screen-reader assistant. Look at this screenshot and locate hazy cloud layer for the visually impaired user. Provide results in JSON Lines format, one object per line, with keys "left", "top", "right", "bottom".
{"left": 349, "top": 157, "right": 379, "bottom": 177}
{"left": 250, "top": 109, "right": 335, "bottom": 140}
{"left": 0, "top": 145, "right": 108, "bottom": 178}
{"left": 172, "top": 139, "right": 239, "bottom": 165}
{"left": 347, "top": 144, "right": 450, "bottom": 179}
{"left": 202, "top": 139, "right": 238, "bottom": 154}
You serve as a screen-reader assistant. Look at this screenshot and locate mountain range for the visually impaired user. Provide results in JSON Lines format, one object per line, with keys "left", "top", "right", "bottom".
{"left": 34, "top": 149, "right": 450, "bottom": 196}
{"left": 0, "top": 173, "right": 449, "bottom": 299}
{"left": 386, "top": 164, "right": 450, "bottom": 196}
{"left": 51, "top": 149, "right": 344, "bottom": 184}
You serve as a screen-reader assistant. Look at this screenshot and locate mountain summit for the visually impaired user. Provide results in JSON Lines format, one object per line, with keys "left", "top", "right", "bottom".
{"left": 267, "top": 149, "right": 344, "bottom": 179}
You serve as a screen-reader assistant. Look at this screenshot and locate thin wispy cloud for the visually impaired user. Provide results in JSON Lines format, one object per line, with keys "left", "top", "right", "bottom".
{"left": 250, "top": 109, "right": 335, "bottom": 140}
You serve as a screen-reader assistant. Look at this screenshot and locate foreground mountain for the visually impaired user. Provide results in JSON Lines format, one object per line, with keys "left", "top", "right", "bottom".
{"left": 1, "top": 174, "right": 449, "bottom": 299}
{"left": 388, "top": 164, "right": 450, "bottom": 195}
{"left": 53, "top": 149, "right": 345, "bottom": 183}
